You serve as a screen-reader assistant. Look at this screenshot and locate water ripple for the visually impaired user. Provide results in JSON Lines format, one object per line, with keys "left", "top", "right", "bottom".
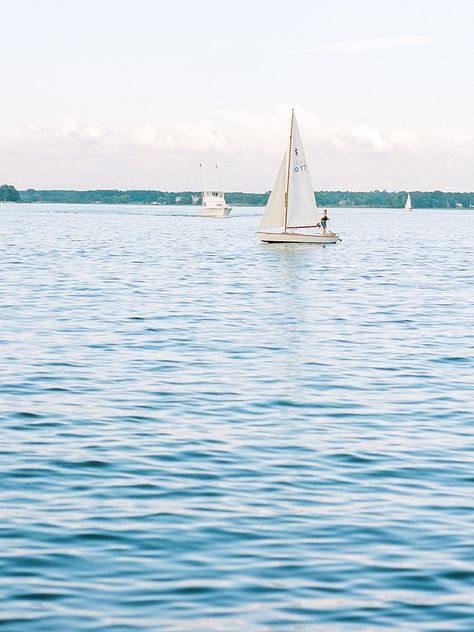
{"left": 0, "top": 204, "right": 473, "bottom": 630}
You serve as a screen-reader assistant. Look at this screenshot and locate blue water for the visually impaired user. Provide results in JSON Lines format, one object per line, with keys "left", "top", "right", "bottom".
{"left": 1, "top": 203, "right": 473, "bottom": 631}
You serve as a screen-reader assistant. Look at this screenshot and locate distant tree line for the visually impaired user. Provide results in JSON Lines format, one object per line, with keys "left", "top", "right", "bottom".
{"left": 18, "top": 189, "right": 270, "bottom": 206}
{"left": 0, "top": 185, "right": 20, "bottom": 202}
{"left": 316, "top": 190, "right": 474, "bottom": 209}
{"left": 11, "top": 188, "right": 474, "bottom": 208}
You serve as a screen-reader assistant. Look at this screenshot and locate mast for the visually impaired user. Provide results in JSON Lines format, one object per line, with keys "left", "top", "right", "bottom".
{"left": 216, "top": 164, "right": 221, "bottom": 192}
{"left": 284, "top": 109, "right": 294, "bottom": 232}
{"left": 199, "top": 163, "right": 205, "bottom": 197}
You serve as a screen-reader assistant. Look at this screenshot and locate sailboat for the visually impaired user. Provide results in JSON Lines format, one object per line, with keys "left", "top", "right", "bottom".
{"left": 258, "top": 110, "right": 340, "bottom": 243}
{"left": 405, "top": 192, "right": 412, "bottom": 212}
{"left": 200, "top": 164, "right": 232, "bottom": 217}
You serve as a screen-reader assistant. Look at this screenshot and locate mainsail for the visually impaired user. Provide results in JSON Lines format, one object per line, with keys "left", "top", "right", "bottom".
{"left": 258, "top": 111, "right": 320, "bottom": 234}
{"left": 286, "top": 114, "right": 318, "bottom": 229}
{"left": 258, "top": 152, "right": 287, "bottom": 231}
{"left": 405, "top": 193, "right": 412, "bottom": 211}
{"left": 258, "top": 110, "right": 340, "bottom": 243}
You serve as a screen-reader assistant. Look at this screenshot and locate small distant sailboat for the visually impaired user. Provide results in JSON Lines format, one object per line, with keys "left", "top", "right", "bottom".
{"left": 200, "top": 164, "right": 232, "bottom": 217}
{"left": 405, "top": 192, "right": 413, "bottom": 212}
{"left": 258, "top": 110, "right": 340, "bottom": 244}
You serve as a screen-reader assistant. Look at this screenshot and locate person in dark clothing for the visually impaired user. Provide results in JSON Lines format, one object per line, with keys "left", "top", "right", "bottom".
{"left": 320, "top": 209, "right": 329, "bottom": 235}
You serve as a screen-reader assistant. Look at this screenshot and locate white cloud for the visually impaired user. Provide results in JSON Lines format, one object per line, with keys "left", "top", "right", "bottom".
{"left": 0, "top": 105, "right": 472, "bottom": 191}
{"left": 308, "top": 35, "right": 435, "bottom": 54}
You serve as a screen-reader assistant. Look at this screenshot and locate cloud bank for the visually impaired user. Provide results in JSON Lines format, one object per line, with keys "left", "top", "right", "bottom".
{"left": 1, "top": 105, "right": 472, "bottom": 191}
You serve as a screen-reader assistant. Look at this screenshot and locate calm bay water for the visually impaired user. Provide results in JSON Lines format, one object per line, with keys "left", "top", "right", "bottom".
{"left": 1, "top": 203, "right": 473, "bottom": 631}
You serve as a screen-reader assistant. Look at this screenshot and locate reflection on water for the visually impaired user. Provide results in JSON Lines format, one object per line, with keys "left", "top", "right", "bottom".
{"left": 1, "top": 203, "right": 473, "bottom": 631}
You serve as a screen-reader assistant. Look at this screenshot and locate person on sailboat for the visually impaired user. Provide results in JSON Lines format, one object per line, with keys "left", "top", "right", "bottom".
{"left": 320, "top": 209, "right": 329, "bottom": 235}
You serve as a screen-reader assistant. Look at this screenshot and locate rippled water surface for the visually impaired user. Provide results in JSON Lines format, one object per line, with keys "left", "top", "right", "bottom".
{"left": 1, "top": 203, "right": 473, "bottom": 631}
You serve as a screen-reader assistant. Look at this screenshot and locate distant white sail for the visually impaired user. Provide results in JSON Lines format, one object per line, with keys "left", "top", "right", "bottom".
{"left": 286, "top": 116, "right": 318, "bottom": 228}
{"left": 405, "top": 192, "right": 412, "bottom": 211}
{"left": 258, "top": 153, "right": 287, "bottom": 231}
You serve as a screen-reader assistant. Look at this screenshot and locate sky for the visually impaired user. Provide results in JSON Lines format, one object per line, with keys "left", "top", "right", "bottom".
{"left": 0, "top": 0, "right": 473, "bottom": 191}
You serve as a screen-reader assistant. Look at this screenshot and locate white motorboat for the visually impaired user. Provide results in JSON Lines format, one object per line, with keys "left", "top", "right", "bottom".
{"left": 201, "top": 190, "right": 232, "bottom": 217}
{"left": 258, "top": 110, "right": 340, "bottom": 244}
{"left": 200, "top": 164, "right": 232, "bottom": 217}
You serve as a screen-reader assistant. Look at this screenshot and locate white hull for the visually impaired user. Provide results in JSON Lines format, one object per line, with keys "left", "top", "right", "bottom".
{"left": 258, "top": 231, "right": 340, "bottom": 244}
{"left": 200, "top": 205, "right": 232, "bottom": 218}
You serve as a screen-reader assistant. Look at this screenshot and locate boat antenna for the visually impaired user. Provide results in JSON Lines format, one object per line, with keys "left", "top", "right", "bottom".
{"left": 199, "top": 162, "right": 206, "bottom": 196}
{"left": 284, "top": 109, "right": 294, "bottom": 232}
{"left": 216, "top": 164, "right": 223, "bottom": 193}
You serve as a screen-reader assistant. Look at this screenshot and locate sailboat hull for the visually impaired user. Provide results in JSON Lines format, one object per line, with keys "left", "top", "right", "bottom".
{"left": 200, "top": 205, "right": 232, "bottom": 217}
{"left": 258, "top": 231, "right": 340, "bottom": 244}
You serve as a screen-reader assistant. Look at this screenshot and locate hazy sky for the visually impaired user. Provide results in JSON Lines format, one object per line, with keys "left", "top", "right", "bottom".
{"left": 1, "top": 0, "right": 473, "bottom": 191}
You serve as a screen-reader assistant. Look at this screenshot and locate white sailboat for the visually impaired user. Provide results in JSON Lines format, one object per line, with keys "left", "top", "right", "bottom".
{"left": 258, "top": 110, "right": 340, "bottom": 244}
{"left": 405, "top": 192, "right": 412, "bottom": 212}
{"left": 200, "top": 164, "right": 232, "bottom": 217}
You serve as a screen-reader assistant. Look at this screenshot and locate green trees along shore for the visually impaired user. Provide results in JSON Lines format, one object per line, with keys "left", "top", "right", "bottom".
{"left": 1, "top": 185, "right": 473, "bottom": 208}
{"left": 0, "top": 185, "right": 20, "bottom": 202}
